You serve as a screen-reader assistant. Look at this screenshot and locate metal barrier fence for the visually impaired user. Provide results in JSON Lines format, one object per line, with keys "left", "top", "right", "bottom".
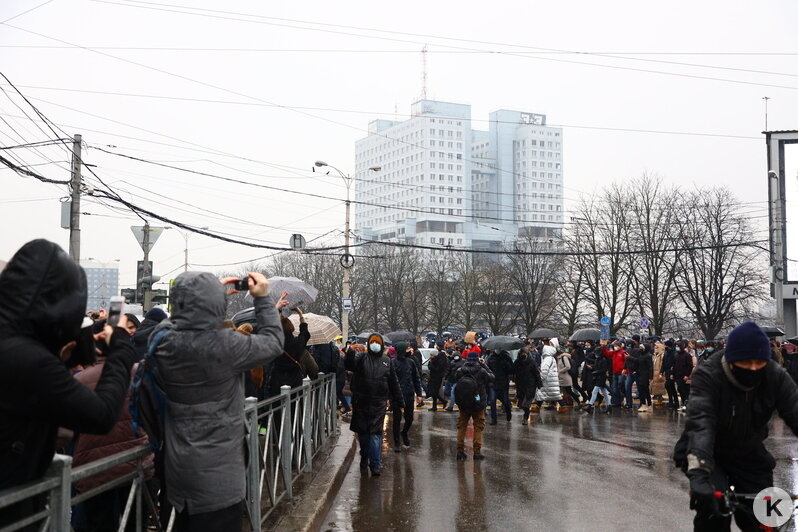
{"left": 0, "top": 373, "right": 339, "bottom": 532}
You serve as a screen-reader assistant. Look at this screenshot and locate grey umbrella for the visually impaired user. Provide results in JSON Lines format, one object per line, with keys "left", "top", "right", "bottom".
{"left": 267, "top": 276, "right": 318, "bottom": 309}
{"left": 570, "top": 328, "right": 601, "bottom": 342}
{"left": 386, "top": 330, "right": 415, "bottom": 343}
{"left": 529, "top": 327, "right": 559, "bottom": 339}
{"left": 761, "top": 325, "right": 785, "bottom": 338}
{"left": 482, "top": 335, "right": 524, "bottom": 351}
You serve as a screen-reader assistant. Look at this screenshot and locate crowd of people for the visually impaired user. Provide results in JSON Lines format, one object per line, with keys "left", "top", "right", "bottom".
{"left": 3, "top": 238, "right": 798, "bottom": 532}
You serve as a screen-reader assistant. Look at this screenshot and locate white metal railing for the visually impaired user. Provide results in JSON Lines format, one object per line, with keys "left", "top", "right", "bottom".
{"left": 0, "top": 372, "right": 338, "bottom": 532}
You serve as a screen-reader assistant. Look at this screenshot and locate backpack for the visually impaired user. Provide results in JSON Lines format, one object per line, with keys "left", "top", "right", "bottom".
{"left": 129, "top": 329, "right": 170, "bottom": 453}
{"left": 454, "top": 372, "right": 483, "bottom": 411}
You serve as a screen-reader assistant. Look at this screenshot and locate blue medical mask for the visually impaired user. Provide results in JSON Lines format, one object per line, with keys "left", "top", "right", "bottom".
{"left": 369, "top": 342, "right": 382, "bottom": 353}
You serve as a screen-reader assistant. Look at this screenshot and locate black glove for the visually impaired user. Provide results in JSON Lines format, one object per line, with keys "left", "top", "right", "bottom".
{"left": 688, "top": 469, "right": 719, "bottom": 516}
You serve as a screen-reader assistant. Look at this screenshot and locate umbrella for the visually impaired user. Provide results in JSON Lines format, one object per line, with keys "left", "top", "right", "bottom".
{"left": 481, "top": 335, "right": 524, "bottom": 351}
{"left": 569, "top": 328, "right": 601, "bottom": 342}
{"left": 268, "top": 276, "right": 318, "bottom": 309}
{"left": 386, "top": 330, "right": 415, "bottom": 343}
{"left": 760, "top": 325, "right": 785, "bottom": 338}
{"left": 288, "top": 313, "right": 341, "bottom": 345}
{"left": 529, "top": 327, "right": 559, "bottom": 339}
{"left": 786, "top": 336, "right": 798, "bottom": 345}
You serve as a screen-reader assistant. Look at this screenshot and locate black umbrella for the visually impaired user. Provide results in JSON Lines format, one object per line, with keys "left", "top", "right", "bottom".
{"left": 786, "top": 336, "right": 798, "bottom": 345}
{"left": 529, "top": 327, "right": 559, "bottom": 339}
{"left": 482, "top": 335, "right": 524, "bottom": 351}
{"left": 761, "top": 326, "right": 785, "bottom": 338}
{"left": 569, "top": 328, "right": 601, "bottom": 342}
{"left": 386, "top": 330, "right": 415, "bottom": 343}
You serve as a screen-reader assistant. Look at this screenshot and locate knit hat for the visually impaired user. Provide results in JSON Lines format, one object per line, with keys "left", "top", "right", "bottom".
{"left": 466, "top": 345, "right": 481, "bottom": 360}
{"left": 724, "top": 322, "right": 771, "bottom": 363}
{"left": 145, "top": 307, "right": 168, "bottom": 322}
{"left": 395, "top": 341, "right": 409, "bottom": 357}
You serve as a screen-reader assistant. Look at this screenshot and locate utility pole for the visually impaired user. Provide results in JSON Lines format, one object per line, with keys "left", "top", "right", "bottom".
{"left": 763, "top": 96, "right": 771, "bottom": 131}
{"left": 68, "top": 134, "right": 82, "bottom": 261}
{"left": 142, "top": 221, "right": 152, "bottom": 311}
{"left": 342, "top": 197, "right": 352, "bottom": 341}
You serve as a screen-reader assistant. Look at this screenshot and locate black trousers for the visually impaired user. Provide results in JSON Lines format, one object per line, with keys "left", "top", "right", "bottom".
{"left": 82, "top": 485, "right": 133, "bottom": 532}
{"left": 392, "top": 395, "right": 415, "bottom": 442}
{"left": 429, "top": 377, "right": 445, "bottom": 408}
{"left": 174, "top": 501, "right": 243, "bottom": 532}
{"left": 489, "top": 386, "right": 512, "bottom": 421}
{"left": 677, "top": 380, "right": 691, "bottom": 407}
{"left": 665, "top": 377, "right": 679, "bottom": 407}
{"left": 693, "top": 446, "right": 775, "bottom": 532}
{"left": 637, "top": 377, "right": 652, "bottom": 406}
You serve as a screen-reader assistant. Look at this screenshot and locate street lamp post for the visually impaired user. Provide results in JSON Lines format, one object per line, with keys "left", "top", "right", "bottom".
{"left": 314, "top": 161, "right": 380, "bottom": 342}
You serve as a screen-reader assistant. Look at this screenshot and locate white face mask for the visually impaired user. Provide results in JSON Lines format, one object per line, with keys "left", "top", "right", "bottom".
{"left": 369, "top": 343, "right": 382, "bottom": 353}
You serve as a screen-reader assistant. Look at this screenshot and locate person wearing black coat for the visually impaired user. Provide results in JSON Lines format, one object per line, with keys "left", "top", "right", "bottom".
{"left": 268, "top": 311, "right": 312, "bottom": 396}
{"left": 132, "top": 307, "right": 168, "bottom": 357}
{"left": 584, "top": 349, "right": 611, "bottom": 414}
{"left": 513, "top": 349, "right": 542, "bottom": 425}
{"left": 623, "top": 343, "right": 641, "bottom": 409}
{"left": 444, "top": 352, "right": 465, "bottom": 412}
{"left": 428, "top": 344, "right": 449, "bottom": 411}
{"left": 673, "top": 322, "right": 798, "bottom": 531}
{"left": 661, "top": 340, "right": 679, "bottom": 408}
{"left": 673, "top": 341, "right": 695, "bottom": 411}
{"left": 345, "top": 333, "right": 403, "bottom": 476}
{"left": 581, "top": 342, "right": 598, "bottom": 394}
{"left": 454, "top": 352, "right": 495, "bottom": 460}
{"left": 487, "top": 349, "right": 514, "bottom": 424}
{"left": 410, "top": 341, "right": 426, "bottom": 406}
{"left": 569, "top": 342, "right": 588, "bottom": 401}
{"left": 311, "top": 341, "right": 338, "bottom": 376}
{"left": 636, "top": 344, "right": 654, "bottom": 412}
{"left": 0, "top": 240, "right": 139, "bottom": 530}
{"left": 391, "top": 342, "right": 423, "bottom": 450}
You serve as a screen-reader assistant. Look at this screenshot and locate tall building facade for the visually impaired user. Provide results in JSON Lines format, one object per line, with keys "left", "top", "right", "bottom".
{"left": 354, "top": 100, "right": 563, "bottom": 252}
{"left": 80, "top": 260, "right": 120, "bottom": 312}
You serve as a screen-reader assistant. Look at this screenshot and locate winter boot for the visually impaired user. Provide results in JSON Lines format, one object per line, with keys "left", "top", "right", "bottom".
{"left": 456, "top": 451, "right": 467, "bottom": 461}
{"left": 522, "top": 413, "right": 529, "bottom": 425}
{"left": 401, "top": 431, "right": 410, "bottom": 448}
{"left": 473, "top": 452, "right": 485, "bottom": 460}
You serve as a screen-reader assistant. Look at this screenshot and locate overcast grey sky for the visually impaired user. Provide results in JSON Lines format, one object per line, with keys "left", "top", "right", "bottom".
{"left": 2, "top": 0, "right": 798, "bottom": 288}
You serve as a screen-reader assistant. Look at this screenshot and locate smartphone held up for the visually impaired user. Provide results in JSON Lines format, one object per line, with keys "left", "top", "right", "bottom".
{"left": 107, "top": 295, "right": 125, "bottom": 327}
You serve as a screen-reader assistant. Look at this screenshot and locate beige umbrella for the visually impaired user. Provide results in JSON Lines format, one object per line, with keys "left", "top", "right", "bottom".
{"left": 288, "top": 313, "right": 342, "bottom": 345}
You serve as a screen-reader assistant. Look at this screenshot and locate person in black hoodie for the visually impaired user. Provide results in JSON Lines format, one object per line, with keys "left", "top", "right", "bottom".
{"left": 132, "top": 307, "right": 168, "bottom": 356}
{"left": 674, "top": 322, "right": 798, "bottom": 531}
{"left": 584, "top": 349, "right": 612, "bottom": 414}
{"left": 636, "top": 343, "right": 654, "bottom": 412}
{"left": 268, "top": 308, "right": 312, "bottom": 396}
{"left": 391, "top": 342, "right": 423, "bottom": 450}
{"left": 0, "top": 240, "right": 138, "bottom": 530}
{"left": 487, "top": 349, "right": 514, "bottom": 424}
{"left": 661, "top": 340, "right": 679, "bottom": 408}
{"left": 444, "top": 351, "right": 465, "bottom": 412}
{"left": 581, "top": 341, "right": 598, "bottom": 395}
{"left": 428, "top": 341, "right": 449, "bottom": 411}
{"left": 513, "top": 348, "right": 542, "bottom": 425}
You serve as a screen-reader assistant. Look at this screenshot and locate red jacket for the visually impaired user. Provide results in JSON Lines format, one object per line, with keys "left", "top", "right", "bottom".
{"left": 601, "top": 345, "right": 626, "bottom": 375}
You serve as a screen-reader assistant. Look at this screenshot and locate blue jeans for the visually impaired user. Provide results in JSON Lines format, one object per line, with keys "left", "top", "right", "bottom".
{"left": 357, "top": 433, "right": 382, "bottom": 469}
{"left": 611, "top": 374, "right": 626, "bottom": 406}
{"left": 489, "top": 386, "right": 511, "bottom": 421}
{"left": 444, "top": 382, "right": 456, "bottom": 407}
{"left": 589, "top": 385, "right": 611, "bottom": 405}
{"left": 624, "top": 373, "right": 637, "bottom": 407}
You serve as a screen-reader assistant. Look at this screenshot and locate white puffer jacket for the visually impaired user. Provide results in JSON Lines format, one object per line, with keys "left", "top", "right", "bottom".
{"left": 536, "top": 346, "right": 563, "bottom": 402}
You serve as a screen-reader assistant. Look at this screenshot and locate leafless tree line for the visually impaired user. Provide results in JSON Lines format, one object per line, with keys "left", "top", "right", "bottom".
{"left": 217, "top": 175, "right": 768, "bottom": 340}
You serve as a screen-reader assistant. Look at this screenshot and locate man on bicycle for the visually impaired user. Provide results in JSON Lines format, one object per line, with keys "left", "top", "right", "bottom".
{"left": 674, "top": 321, "right": 798, "bottom": 531}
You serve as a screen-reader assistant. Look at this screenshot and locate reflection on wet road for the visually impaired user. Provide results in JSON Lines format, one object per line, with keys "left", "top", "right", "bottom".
{"left": 323, "top": 407, "right": 798, "bottom": 532}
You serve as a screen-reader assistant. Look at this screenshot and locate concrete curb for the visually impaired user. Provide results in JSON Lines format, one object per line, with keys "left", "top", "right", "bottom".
{"left": 274, "top": 427, "right": 357, "bottom": 532}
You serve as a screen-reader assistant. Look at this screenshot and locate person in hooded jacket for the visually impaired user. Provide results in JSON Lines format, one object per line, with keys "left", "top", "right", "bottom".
{"left": 581, "top": 341, "right": 598, "bottom": 396}
{"left": 557, "top": 348, "right": 582, "bottom": 408}
{"left": 636, "top": 343, "right": 654, "bottom": 412}
{"left": 487, "top": 349, "right": 514, "bottom": 424}
{"left": 583, "top": 349, "right": 612, "bottom": 414}
{"left": 151, "top": 271, "right": 284, "bottom": 532}
{"left": 391, "top": 342, "right": 423, "bottom": 450}
{"left": 513, "top": 348, "right": 542, "bottom": 425}
{"left": 428, "top": 341, "right": 449, "bottom": 412}
{"left": 132, "top": 307, "right": 168, "bottom": 357}
{"left": 661, "top": 340, "right": 679, "bottom": 408}
{"left": 444, "top": 350, "right": 465, "bottom": 412}
{"left": 269, "top": 307, "right": 312, "bottom": 396}
{"left": 674, "top": 322, "right": 798, "bottom": 531}
{"left": 536, "top": 345, "right": 563, "bottom": 409}
{"left": 0, "top": 240, "right": 138, "bottom": 530}
{"left": 623, "top": 341, "right": 641, "bottom": 410}
{"left": 345, "top": 333, "right": 404, "bottom": 476}
{"left": 454, "top": 350, "right": 494, "bottom": 460}
{"left": 674, "top": 340, "right": 694, "bottom": 412}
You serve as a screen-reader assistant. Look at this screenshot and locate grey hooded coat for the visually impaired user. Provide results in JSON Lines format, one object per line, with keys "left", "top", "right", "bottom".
{"left": 153, "top": 272, "right": 284, "bottom": 514}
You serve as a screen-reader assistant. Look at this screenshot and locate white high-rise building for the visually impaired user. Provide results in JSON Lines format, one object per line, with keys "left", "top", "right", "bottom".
{"left": 354, "top": 100, "right": 563, "bottom": 252}
{"left": 80, "top": 259, "right": 120, "bottom": 312}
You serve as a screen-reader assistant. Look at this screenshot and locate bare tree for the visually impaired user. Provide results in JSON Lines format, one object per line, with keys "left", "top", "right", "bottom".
{"left": 476, "top": 259, "right": 518, "bottom": 335}
{"left": 505, "top": 237, "right": 560, "bottom": 335}
{"left": 554, "top": 251, "right": 589, "bottom": 335}
{"left": 425, "top": 259, "right": 459, "bottom": 335}
{"left": 674, "top": 188, "right": 767, "bottom": 339}
{"left": 573, "top": 185, "right": 636, "bottom": 335}
{"left": 401, "top": 253, "right": 428, "bottom": 335}
{"left": 452, "top": 252, "right": 482, "bottom": 332}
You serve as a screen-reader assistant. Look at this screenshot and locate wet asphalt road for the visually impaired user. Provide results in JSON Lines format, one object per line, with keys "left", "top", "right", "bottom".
{"left": 323, "top": 405, "right": 798, "bottom": 532}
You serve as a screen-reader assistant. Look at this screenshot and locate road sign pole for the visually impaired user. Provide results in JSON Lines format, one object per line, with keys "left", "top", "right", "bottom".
{"left": 142, "top": 222, "right": 153, "bottom": 312}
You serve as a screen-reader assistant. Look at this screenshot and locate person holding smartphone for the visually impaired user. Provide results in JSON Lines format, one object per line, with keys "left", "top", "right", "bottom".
{"left": 0, "top": 240, "right": 139, "bottom": 530}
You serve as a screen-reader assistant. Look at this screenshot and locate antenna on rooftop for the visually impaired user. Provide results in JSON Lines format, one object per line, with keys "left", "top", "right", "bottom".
{"left": 421, "top": 45, "right": 428, "bottom": 100}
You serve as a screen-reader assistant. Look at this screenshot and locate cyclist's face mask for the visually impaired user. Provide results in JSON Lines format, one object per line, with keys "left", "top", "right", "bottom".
{"left": 731, "top": 364, "right": 766, "bottom": 387}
